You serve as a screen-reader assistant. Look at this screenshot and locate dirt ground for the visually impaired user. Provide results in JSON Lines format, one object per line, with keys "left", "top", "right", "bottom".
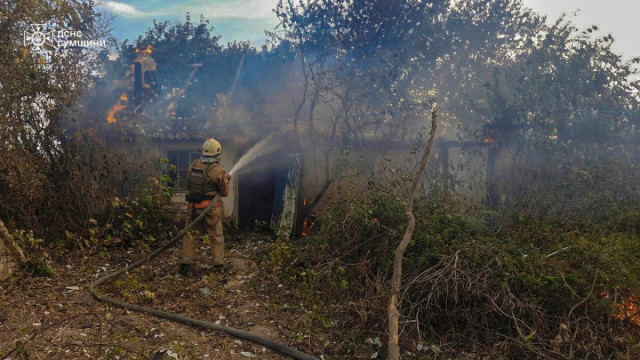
{"left": 0, "top": 233, "right": 340, "bottom": 360}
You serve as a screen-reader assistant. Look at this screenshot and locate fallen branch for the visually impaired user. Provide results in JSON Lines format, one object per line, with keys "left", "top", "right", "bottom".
{"left": 387, "top": 105, "right": 438, "bottom": 360}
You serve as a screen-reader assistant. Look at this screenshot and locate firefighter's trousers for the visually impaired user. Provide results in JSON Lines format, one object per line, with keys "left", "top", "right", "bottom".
{"left": 180, "top": 205, "right": 224, "bottom": 266}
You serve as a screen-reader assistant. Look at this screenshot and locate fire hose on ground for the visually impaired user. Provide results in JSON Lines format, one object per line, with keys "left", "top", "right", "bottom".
{"left": 89, "top": 200, "right": 319, "bottom": 360}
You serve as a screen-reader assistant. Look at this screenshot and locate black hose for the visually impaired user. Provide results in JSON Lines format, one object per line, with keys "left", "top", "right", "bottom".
{"left": 89, "top": 201, "right": 319, "bottom": 360}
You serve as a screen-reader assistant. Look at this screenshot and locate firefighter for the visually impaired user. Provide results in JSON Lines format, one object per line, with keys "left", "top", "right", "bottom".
{"left": 179, "top": 138, "right": 231, "bottom": 276}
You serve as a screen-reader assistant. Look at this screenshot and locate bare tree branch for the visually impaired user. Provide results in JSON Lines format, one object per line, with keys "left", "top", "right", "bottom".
{"left": 388, "top": 105, "right": 438, "bottom": 360}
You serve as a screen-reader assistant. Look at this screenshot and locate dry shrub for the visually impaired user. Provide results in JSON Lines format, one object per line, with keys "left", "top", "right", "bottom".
{"left": 0, "top": 147, "right": 48, "bottom": 232}
{"left": 0, "top": 131, "right": 166, "bottom": 247}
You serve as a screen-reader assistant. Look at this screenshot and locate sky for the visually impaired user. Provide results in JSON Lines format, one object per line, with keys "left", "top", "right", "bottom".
{"left": 522, "top": 0, "right": 638, "bottom": 60}
{"left": 99, "top": 0, "right": 638, "bottom": 60}
{"left": 99, "top": 0, "right": 280, "bottom": 46}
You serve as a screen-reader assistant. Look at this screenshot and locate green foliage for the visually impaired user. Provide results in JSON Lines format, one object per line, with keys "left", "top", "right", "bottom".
{"left": 11, "top": 229, "right": 44, "bottom": 252}
{"left": 33, "top": 263, "right": 55, "bottom": 277}
{"left": 11, "top": 229, "right": 54, "bottom": 277}
{"left": 0, "top": 1, "right": 119, "bottom": 242}
{"left": 484, "top": 18, "right": 640, "bottom": 147}
{"left": 113, "top": 273, "right": 151, "bottom": 303}
{"left": 262, "top": 240, "right": 296, "bottom": 270}
{"left": 0, "top": 130, "right": 170, "bottom": 249}
{"left": 105, "top": 177, "right": 174, "bottom": 248}
{"left": 298, "top": 181, "right": 640, "bottom": 358}
{"left": 52, "top": 174, "right": 178, "bottom": 253}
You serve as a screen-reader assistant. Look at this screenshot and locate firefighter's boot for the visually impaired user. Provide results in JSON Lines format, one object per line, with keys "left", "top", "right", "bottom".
{"left": 179, "top": 230, "right": 197, "bottom": 275}
{"left": 212, "top": 242, "right": 224, "bottom": 267}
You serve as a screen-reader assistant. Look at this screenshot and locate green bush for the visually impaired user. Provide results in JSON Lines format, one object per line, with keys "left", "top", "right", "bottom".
{"left": 299, "top": 181, "right": 640, "bottom": 358}
{"left": 100, "top": 177, "right": 175, "bottom": 248}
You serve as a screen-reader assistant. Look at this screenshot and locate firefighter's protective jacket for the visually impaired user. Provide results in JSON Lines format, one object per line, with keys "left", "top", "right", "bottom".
{"left": 186, "top": 159, "right": 230, "bottom": 199}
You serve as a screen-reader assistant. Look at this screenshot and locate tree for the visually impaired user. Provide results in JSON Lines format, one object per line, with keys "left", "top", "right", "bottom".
{"left": 0, "top": 0, "right": 109, "bottom": 160}
{"left": 0, "top": 0, "right": 119, "bottom": 237}
{"left": 484, "top": 18, "right": 640, "bottom": 149}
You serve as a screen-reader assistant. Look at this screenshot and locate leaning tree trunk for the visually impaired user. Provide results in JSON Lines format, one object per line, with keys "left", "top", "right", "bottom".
{"left": 387, "top": 106, "right": 438, "bottom": 360}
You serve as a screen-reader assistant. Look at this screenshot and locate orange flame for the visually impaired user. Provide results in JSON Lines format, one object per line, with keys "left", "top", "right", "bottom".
{"left": 300, "top": 209, "right": 316, "bottom": 237}
{"left": 107, "top": 93, "right": 128, "bottom": 123}
{"left": 107, "top": 104, "right": 126, "bottom": 123}
{"left": 301, "top": 217, "right": 309, "bottom": 237}
{"left": 616, "top": 293, "right": 640, "bottom": 326}
{"left": 301, "top": 198, "right": 310, "bottom": 236}
{"left": 601, "top": 289, "right": 640, "bottom": 327}
{"left": 135, "top": 44, "right": 153, "bottom": 56}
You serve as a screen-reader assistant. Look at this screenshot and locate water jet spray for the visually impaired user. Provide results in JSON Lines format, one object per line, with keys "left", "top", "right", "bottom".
{"left": 229, "top": 133, "right": 283, "bottom": 175}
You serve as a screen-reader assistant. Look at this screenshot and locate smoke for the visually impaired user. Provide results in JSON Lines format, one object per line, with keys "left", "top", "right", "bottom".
{"left": 66, "top": 5, "right": 639, "bottom": 212}
{"left": 229, "top": 133, "right": 284, "bottom": 175}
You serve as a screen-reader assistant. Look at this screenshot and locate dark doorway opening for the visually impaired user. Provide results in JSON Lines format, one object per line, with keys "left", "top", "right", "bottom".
{"left": 237, "top": 160, "right": 278, "bottom": 229}
{"left": 236, "top": 154, "right": 301, "bottom": 234}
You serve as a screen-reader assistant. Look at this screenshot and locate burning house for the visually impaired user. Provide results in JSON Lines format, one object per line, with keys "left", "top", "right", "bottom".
{"left": 98, "top": 45, "right": 311, "bottom": 238}
{"left": 100, "top": 44, "right": 505, "bottom": 240}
